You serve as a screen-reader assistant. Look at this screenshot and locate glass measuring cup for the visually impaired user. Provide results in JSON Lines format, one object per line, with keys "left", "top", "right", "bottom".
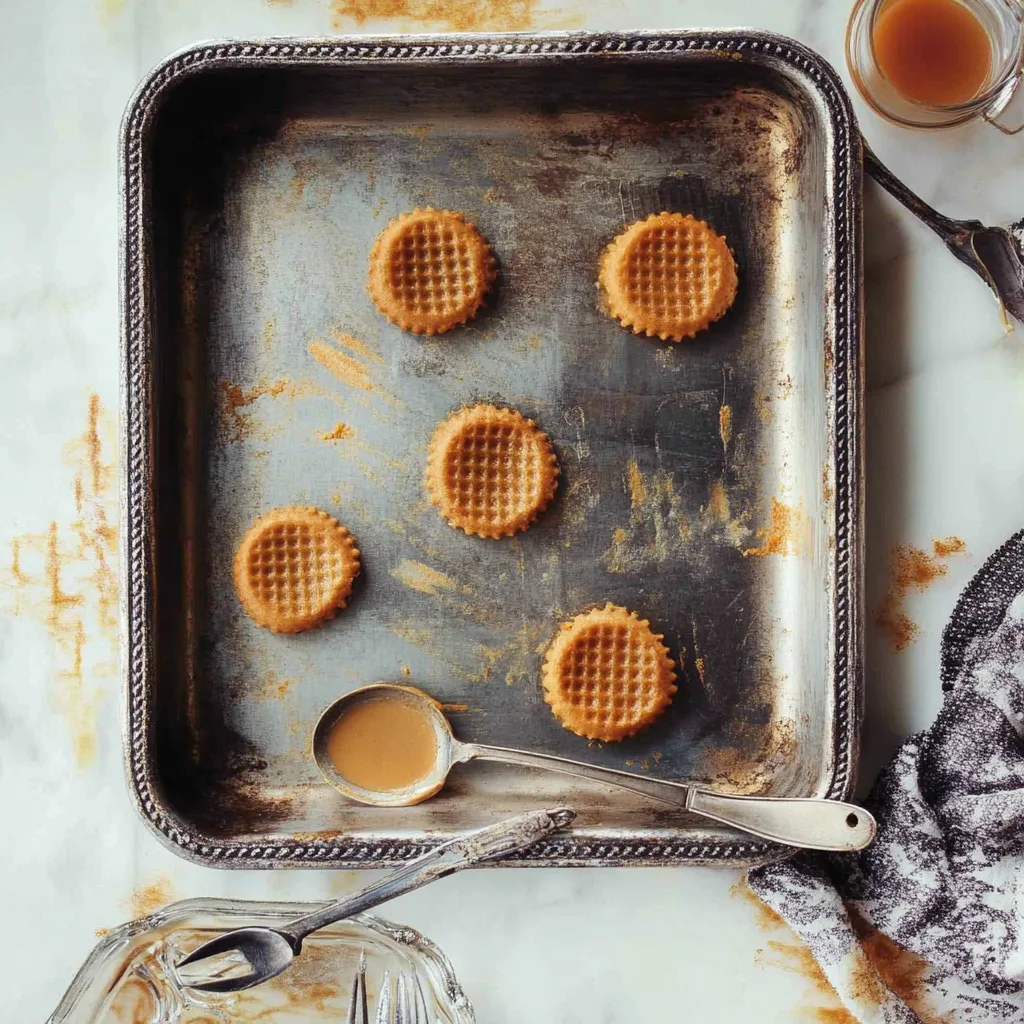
{"left": 846, "top": 0, "right": 1024, "bottom": 131}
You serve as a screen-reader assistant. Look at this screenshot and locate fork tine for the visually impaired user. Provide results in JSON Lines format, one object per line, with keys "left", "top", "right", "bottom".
{"left": 412, "top": 972, "right": 429, "bottom": 1024}
{"left": 347, "top": 952, "right": 369, "bottom": 1024}
{"left": 397, "top": 970, "right": 412, "bottom": 1024}
{"left": 374, "top": 968, "right": 393, "bottom": 1024}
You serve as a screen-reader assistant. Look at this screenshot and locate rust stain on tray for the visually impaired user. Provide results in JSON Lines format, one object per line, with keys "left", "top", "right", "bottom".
{"left": 626, "top": 458, "right": 647, "bottom": 507}
{"left": 742, "top": 497, "right": 804, "bottom": 557}
{"left": 219, "top": 378, "right": 288, "bottom": 442}
{"left": 3, "top": 394, "right": 118, "bottom": 768}
{"left": 719, "top": 404, "right": 733, "bottom": 448}
{"left": 875, "top": 538, "right": 966, "bottom": 651}
{"left": 602, "top": 463, "right": 694, "bottom": 572}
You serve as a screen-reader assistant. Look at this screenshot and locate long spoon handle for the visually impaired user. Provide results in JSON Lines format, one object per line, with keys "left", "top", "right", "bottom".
{"left": 281, "top": 807, "right": 574, "bottom": 945}
{"left": 461, "top": 743, "right": 874, "bottom": 852}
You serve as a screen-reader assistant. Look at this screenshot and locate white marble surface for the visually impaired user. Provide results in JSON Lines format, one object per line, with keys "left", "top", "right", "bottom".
{"left": 2, "top": 0, "right": 1022, "bottom": 1020}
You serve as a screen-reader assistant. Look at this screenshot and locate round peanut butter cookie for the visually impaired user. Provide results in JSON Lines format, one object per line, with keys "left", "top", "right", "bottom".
{"left": 542, "top": 603, "right": 677, "bottom": 741}
{"left": 425, "top": 404, "right": 559, "bottom": 539}
{"left": 368, "top": 208, "right": 496, "bottom": 335}
{"left": 233, "top": 506, "right": 361, "bottom": 634}
{"left": 599, "top": 212, "right": 738, "bottom": 341}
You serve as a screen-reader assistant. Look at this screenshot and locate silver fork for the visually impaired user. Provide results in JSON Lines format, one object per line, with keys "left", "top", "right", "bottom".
{"left": 375, "top": 969, "right": 427, "bottom": 1024}
{"left": 865, "top": 142, "right": 1024, "bottom": 324}
{"left": 175, "top": 808, "right": 573, "bottom": 993}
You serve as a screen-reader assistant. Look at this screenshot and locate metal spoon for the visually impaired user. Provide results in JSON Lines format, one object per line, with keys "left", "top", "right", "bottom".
{"left": 312, "top": 684, "right": 876, "bottom": 853}
{"left": 864, "top": 142, "right": 1024, "bottom": 324}
{"left": 175, "top": 806, "right": 574, "bottom": 993}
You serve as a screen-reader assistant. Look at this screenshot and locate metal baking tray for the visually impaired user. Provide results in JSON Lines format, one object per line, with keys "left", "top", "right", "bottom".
{"left": 121, "top": 30, "right": 863, "bottom": 867}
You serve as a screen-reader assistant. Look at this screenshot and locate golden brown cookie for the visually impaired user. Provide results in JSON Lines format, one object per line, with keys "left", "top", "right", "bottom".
{"left": 542, "top": 603, "right": 677, "bottom": 741}
{"left": 368, "top": 208, "right": 496, "bottom": 335}
{"left": 599, "top": 212, "right": 738, "bottom": 342}
{"left": 233, "top": 506, "right": 360, "bottom": 634}
{"left": 425, "top": 404, "right": 559, "bottom": 539}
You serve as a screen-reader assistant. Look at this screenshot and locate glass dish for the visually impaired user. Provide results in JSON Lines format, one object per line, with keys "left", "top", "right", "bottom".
{"left": 48, "top": 898, "right": 475, "bottom": 1024}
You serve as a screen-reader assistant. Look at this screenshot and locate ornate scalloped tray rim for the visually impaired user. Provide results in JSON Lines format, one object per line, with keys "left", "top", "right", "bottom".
{"left": 120, "top": 29, "right": 862, "bottom": 868}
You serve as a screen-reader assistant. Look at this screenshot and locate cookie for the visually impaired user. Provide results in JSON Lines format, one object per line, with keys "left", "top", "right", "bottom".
{"left": 368, "top": 208, "right": 496, "bottom": 335}
{"left": 599, "top": 212, "right": 738, "bottom": 341}
{"left": 542, "top": 603, "right": 677, "bottom": 741}
{"left": 233, "top": 506, "right": 361, "bottom": 633}
{"left": 425, "top": 404, "right": 559, "bottom": 539}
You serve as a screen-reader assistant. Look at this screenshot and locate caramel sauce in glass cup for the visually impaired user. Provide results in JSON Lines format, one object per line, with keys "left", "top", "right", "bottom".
{"left": 847, "top": 0, "right": 1024, "bottom": 131}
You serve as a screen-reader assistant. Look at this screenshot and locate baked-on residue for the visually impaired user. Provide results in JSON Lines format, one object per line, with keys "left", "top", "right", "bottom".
{"left": 425, "top": 404, "right": 559, "bottom": 538}
{"left": 368, "top": 208, "right": 496, "bottom": 335}
{"left": 599, "top": 212, "right": 738, "bottom": 341}
{"left": 542, "top": 603, "right": 677, "bottom": 741}
{"left": 233, "top": 506, "right": 361, "bottom": 633}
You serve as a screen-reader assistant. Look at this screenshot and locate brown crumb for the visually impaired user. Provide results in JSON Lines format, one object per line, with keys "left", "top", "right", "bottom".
{"left": 130, "top": 878, "right": 174, "bottom": 918}
{"left": 331, "top": 0, "right": 539, "bottom": 32}
{"left": 319, "top": 422, "right": 355, "bottom": 441}
{"left": 875, "top": 539, "right": 966, "bottom": 651}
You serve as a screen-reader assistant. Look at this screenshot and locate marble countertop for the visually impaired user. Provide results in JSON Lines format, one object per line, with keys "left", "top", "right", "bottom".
{"left": 2, "top": 0, "right": 1021, "bottom": 1020}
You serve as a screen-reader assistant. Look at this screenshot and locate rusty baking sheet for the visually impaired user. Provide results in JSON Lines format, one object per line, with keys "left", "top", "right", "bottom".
{"left": 120, "top": 31, "right": 863, "bottom": 867}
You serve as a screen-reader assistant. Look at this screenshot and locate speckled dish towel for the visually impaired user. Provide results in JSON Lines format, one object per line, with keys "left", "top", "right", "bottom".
{"left": 749, "top": 530, "right": 1024, "bottom": 1023}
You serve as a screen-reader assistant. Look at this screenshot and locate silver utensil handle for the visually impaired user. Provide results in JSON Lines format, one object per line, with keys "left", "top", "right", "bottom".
{"left": 464, "top": 744, "right": 875, "bottom": 852}
{"left": 283, "top": 807, "right": 574, "bottom": 945}
{"left": 464, "top": 743, "right": 691, "bottom": 806}
{"left": 686, "top": 790, "right": 876, "bottom": 852}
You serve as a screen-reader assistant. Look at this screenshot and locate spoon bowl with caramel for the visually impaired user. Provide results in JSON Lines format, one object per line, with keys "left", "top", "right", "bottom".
{"left": 313, "top": 683, "right": 878, "bottom": 852}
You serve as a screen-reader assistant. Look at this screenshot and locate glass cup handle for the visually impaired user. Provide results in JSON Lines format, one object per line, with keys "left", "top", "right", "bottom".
{"left": 984, "top": 66, "right": 1024, "bottom": 135}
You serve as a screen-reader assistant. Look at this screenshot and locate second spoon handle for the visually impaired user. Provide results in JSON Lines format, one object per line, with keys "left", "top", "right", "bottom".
{"left": 461, "top": 743, "right": 875, "bottom": 852}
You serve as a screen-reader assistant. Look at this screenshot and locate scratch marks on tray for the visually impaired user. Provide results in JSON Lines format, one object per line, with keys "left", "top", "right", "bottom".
{"left": 601, "top": 462, "right": 691, "bottom": 573}
{"left": 700, "top": 716, "right": 799, "bottom": 794}
{"left": 875, "top": 538, "right": 967, "bottom": 651}
{"left": 329, "top": 0, "right": 580, "bottom": 33}
{"left": 742, "top": 497, "right": 807, "bottom": 558}
{"left": 3, "top": 394, "right": 118, "bottom": 768}
{"left": 390, "top": 558, "right": 470, "bottom": 597}
{"left": 387, "top": 615, "right": 547, "bottom": 688}
{"left": 700, "top": 479, "right": 749, "bottom": 550}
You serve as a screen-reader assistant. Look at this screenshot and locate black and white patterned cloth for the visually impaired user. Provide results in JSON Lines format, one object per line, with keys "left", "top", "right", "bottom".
{"left": 748, "top": 531, "right": 1024, "bottom": 1023}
